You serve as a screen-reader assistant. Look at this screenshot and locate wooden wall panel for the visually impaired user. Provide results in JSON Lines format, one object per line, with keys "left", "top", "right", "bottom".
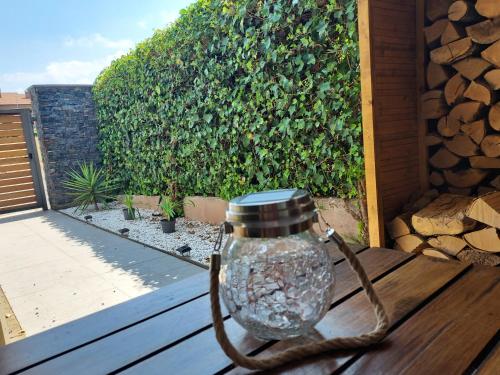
{"left": 360, "top": 0, "right": 426, "bottom": 247}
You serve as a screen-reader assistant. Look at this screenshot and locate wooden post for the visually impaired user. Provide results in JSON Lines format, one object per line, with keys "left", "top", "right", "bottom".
{"left": 358, "top": 0, "right": 384, "bottom": 247}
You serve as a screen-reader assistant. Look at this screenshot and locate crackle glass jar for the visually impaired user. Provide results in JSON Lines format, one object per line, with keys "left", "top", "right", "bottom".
{"left": 219, "top": 189, "right": 336, "bottom": 340}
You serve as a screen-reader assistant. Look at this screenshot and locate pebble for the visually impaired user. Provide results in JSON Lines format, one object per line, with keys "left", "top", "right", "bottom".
{"left": 61, "top": 204, "right": 228, "bottom": 265}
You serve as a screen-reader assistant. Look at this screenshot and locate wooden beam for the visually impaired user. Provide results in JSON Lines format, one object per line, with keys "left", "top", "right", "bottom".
{"left": 359, "top": 0, "right": 384, "bottom": 247}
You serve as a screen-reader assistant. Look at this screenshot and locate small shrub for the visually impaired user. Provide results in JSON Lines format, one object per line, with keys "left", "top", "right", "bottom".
{"left": 123, "top": 194, "right": 137, "bottom": 219}
{"left": 63, "top": 162, "right": 116, "bottom": 212}
{"left": 159, "top": 196, "right": 176, "bottom": 221}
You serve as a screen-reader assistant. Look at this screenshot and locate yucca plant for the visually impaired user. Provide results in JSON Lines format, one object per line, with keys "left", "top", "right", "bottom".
{"left": 63, "top": 162, "right": 117, "bottom": 212}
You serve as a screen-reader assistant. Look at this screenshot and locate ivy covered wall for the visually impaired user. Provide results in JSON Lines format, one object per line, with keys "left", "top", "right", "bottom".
{"left": 93, "top": 0, "right": 362, "bottom": 200}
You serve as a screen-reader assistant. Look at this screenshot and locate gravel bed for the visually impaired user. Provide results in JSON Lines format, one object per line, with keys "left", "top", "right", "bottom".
{"left": 61, "top": 203, "right": 227, "bottom": 266}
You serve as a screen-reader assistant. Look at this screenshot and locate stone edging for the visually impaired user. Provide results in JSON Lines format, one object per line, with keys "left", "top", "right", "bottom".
{"left": 56, "top": 210, "right": 209, "bottom": 270}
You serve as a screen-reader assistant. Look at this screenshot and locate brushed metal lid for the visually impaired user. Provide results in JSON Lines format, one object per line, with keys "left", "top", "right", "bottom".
{"left": 225, "top": 189, "right": 317, "bottom": 238}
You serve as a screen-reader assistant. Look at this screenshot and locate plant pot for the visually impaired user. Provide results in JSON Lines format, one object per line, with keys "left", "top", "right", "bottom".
{"left": 160, "top": 218, "right": 176, "bottom": 233}
{"left": 123, "top": 208, "right": 136, "bottom": 220}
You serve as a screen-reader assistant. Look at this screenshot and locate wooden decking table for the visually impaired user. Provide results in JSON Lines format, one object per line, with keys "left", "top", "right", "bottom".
{"left": 0, "top": 246, "right": 498, "bottom": 375}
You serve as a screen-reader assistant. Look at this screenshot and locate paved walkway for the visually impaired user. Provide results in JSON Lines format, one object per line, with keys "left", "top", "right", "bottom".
{"left": 0, "top": 209, "right": 204, "bottom": 336}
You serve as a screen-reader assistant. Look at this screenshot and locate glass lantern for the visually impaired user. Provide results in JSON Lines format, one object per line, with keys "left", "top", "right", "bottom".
{"left": 219, "top": 189, "right": 336, "bottom": 340}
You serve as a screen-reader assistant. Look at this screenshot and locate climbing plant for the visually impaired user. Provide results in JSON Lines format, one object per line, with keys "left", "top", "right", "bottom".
{"left": 93, "top": 0, "right": 362, "bottom": 200}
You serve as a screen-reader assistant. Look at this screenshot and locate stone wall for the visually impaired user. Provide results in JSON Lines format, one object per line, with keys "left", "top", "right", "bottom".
{"left": 28, "top": 85, "right": 101, "bottom": 209}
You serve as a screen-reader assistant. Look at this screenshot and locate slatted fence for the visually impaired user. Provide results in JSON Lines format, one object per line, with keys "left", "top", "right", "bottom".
{"left": 0, "top": 112, "right": 45, "bottom": 213}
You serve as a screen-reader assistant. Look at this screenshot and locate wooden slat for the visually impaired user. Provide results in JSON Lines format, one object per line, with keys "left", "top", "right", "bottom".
{"left": 0, "top": 149, "right": 28, "bottom": 158}
{"left": 0, "top": 170, "right": 32, "bottom": 180}
{"left": 0, "top": 196, "right": 37, "bottom": 209}
{"left": 0, "top": 189, "right": 35, "bottom": 201}
{"left": 0, "top": 142, "right": 27, "bottom": 152}
{"left": 0, "top": 176, "right": 33, "bottom": 187}
{"left": 0, "top": 115, "right": 22, "bottom": 124}
{"left": 0, "top": 129, "right": 24, "bottom": 138}
{"left": 0, "top": 182, "right": 35, "bottom": 194}
{"left": 0, "top": 162, "right": 31, "bottom": 173}
{"left": 0, "top": 156, "right": 28, "bottom": 166}
{"left": 0, "top": 136, "right": 25, "bottom": 145}
{"left": 118, "top": 249, "right": 417, "bottom": 375}
{"left": 0, "top": 271, "right": 210, "bottom": 374}
{"left": 0, "top": 123, "right": 22, "bottom": 131}
{"left": 476, "top": 343, "right": 500, "bottom": 375}
{"left": 328, "top": 242, "right": 366, "bottom": 263}
{"left": 0, "top": 142, "right": 27, "bottom": 151}
{"left": 344, "top": 267, "right": 499, "bottom": 375}
{"left": 23, "top": 249, "right": 411, "bottom": 375}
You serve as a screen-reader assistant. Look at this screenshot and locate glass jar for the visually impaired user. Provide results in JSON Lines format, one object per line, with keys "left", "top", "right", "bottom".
{"left": 219, "top": 189, "right": 336, "bottom": 340}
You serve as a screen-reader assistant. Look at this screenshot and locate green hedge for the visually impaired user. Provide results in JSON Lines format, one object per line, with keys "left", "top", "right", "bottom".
{"left": 93, "top": 0, "right": 362, "bottom": 200}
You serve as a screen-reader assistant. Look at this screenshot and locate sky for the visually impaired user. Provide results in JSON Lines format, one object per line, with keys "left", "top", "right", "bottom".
{"left": 0, "top": 0, "right": 196, "bottom": 93}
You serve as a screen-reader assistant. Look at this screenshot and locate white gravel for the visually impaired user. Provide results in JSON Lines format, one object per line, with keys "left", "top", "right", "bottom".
{"left": 61, "top": 203, "right": 228, "bottom": 266}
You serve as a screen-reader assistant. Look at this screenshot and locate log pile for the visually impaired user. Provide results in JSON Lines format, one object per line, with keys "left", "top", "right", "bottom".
{"left": 424, "top": 0, "right": 500, "bottom": 195}
{"left": 388, "top": 191, "right": 500, "bottom": 266}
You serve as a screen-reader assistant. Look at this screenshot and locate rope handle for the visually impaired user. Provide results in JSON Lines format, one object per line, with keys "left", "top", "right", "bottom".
{"left": 209, "top": 228, "right": 390, "bottom": 371}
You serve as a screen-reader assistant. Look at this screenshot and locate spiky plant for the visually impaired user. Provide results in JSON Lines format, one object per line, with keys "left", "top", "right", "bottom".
{"left": 63, "top": 162, "right": 117, "bottom": 212}
{"left": 159, "top": 196, "right": 177, "bottom": 221}
{"left": 123, "top": 194, "right": 136, "bottom": 219}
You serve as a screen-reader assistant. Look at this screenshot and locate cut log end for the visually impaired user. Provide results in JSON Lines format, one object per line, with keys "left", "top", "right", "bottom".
{"left": 412, "top": 194, "right": 476, "bottom": 236}
{"left": 456, "top": 248, "right": 500, "bottom": 266}
{"left": 463, "top": 227, "right": 500, "bottom": 252}
{"left": 443, "top": 168, "right": 488, "bottom": 188}
{"left": 422, "top": 248, "right": 454, "bottom": 260}
{"left": 481, "top": 135, "right": 500, "bottom": 158}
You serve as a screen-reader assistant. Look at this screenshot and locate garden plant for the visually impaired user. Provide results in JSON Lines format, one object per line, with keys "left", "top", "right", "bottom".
{"left": 93, "top": 0, "right": 362, "bottom": 201}
{"left": 63, "top": 162, "right": 116, "bottom": 212}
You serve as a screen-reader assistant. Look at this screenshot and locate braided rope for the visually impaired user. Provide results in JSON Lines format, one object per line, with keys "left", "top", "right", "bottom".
{"left": 210, "top": 229, "right": 390, "bottom": 370}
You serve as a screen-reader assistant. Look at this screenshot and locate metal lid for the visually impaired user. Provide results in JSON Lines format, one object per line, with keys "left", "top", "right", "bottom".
{"left": 225, "top": 189, "right": 317, "bottom": 238}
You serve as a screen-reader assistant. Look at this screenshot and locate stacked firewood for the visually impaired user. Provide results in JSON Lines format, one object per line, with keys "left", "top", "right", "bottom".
{"left": 388, "top": 190, "right": 500, "bottom": 266}
{"left": 423, "top": 0, "right": 500, "bottom": 194}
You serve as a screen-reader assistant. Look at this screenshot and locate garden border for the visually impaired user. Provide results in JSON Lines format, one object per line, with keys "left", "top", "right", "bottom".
{"left": 56, "top": 210, "right": 208, "bottom": 270}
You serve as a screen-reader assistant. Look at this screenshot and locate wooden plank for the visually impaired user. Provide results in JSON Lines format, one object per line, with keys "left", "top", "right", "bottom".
{"left": 0, "top": 183, "right": 35, "bottom": 194}
{"left": 0, "top": 143, "right": 27, "bottom": 152}
{"left": 476, "top": 342, "right": 500, "bottom": 375}
{"left": 27, "top": 249, "right": 411, "bottom": 375}
{"left": 0, "top": 136, "right": 25, "bottom": 145}
{"left": 0, "top": 271, "right": 210, "bottom": 374}
{"left": 0, "top": 176, "right": 33, "bottom": 187}
{"left": 0, "top": 189, "right": 36, "bottom": 201}
{"left": 328, "top": 242, "right": 366, "bottom": 263}
{"left": 0, "top": 163, "right": 31, "bottom": 173}
{"left": 0, "top": 129, "right": 24, "bottom": 138}
{"left": 359, "top": 0, "right": 384, "bottom": 248}
{"left": 0, "top": 202, "right": 38, "bottom": 213}
{"left": 0, "top": 149, "right": 28, "bottom": 158}
{"left": 221, "top": 259, "right": 468, "bottom": 375}
{"left": 0, "top": 115, "right": 22, "bottom": 124}
{"left": 0, "top": 123, "right": 22, "bottom": 131}
{"left": 0, "top": 196, "right": 37, "bottom": 209}
{"left": 0, "top": 170, "right": 32, "bottom": 180}
{"left": 0, "top": 156, "right": 28, "bottom": 166}
{"left": 119, "top": 250, "right": 436, "bottom": 375}
{"left": 416, "top": 0, "right": 428, "bottom": 194}
{"left": 344, "top": 266, "right": 499, "bottom": 375}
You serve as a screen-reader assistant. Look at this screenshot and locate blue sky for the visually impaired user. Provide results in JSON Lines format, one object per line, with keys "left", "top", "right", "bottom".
{"left": 0, "top": 0, "right": 196, "bottom": 93}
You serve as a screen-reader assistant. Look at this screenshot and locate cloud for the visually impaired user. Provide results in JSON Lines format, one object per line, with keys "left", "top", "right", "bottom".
{"left": 137, "top": 20, "right": 147, "bottom": 29}
{"left": 0, "top": 51, "right": 125, "bottom": 91}
{"left": 63, "top": 33, "right": 134, "bottom": 50}
{"left": 160, "top": 10, "right": 180, "bottom": 25}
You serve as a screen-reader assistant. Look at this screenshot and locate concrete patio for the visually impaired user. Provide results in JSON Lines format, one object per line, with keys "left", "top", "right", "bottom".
{"left": 0, "top": 209, "right": 204, "bottom": 337}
